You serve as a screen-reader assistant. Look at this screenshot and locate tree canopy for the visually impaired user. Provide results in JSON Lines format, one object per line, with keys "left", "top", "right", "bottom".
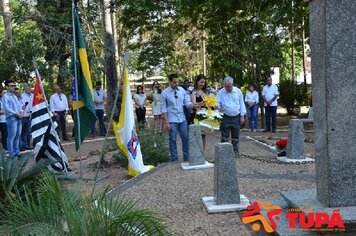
{"left": 0, "top": 0, "right": 309, "bottom": 105}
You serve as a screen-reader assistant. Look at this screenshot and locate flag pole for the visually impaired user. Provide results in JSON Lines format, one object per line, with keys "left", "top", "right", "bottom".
{"left": 92, "top": 52, "right": 130, "bottom": 184}
{"left": 32, "top": 59, "right": 69, "bottom": 176}
{"left": 72, "top": 0, "right": 84, "bottom": 179}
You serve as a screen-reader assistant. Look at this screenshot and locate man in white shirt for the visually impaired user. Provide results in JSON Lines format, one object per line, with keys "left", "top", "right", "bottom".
{"left": 262, "top": 76, "right": 279, "bottom": 133}
{"left": 20, "top": 84, "right": 33, "bottom": 150}
{"left": 91, "top": 81, "right": 107, "bottom": 136}
{"left": 50, "top": 85, "right": 69, "bottom": 141}
{"left": 217, "top": 76, "right": 246, "bottom": 155}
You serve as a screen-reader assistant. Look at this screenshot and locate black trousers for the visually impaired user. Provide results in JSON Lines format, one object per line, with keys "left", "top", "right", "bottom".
{"left": 0, "top": 122, "right": 7, "bottom": 150}
{"left": 220, "top": 114, "right": 241, "bottom": 153}
{"left": 135, "top": 107, "right": 146, "bottom": 124}
{"left": 54, "top": 111, "right": 68, "bottom": 140}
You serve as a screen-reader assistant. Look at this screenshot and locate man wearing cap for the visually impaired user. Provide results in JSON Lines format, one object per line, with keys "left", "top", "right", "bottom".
{"left": 217, "top": 76, "right": 246, "bottom": 155}
{"left": 50, "top": 85, "right": 70, "bottom": 141}
{"left": 20, "top": 84, "right": 33, "bottom": 150}
{"left": 91, "top": 81, "right": 107, "bottom": 136}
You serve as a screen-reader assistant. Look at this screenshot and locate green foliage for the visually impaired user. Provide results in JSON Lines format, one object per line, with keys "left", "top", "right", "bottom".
{"left": 0, "top": 151, "right": 52, "bottom": 201}
{"left": 0, "top": 172, "right": 167, "bottom": 235}
{"left": 279, "top": 79, "right": 308, "bottom": 114}
{"left": 113, "top": 128, "right": 170, "bottom": 168}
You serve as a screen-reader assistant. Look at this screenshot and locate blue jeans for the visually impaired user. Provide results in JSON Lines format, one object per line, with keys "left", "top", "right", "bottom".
{"left": 247, "top": 104, "right": 258, "bottom": 130}
{"left": 21, "top": 117, "right": 31, "bottom": 148}
{"left": 265, "top": 106, "right": 277, "bottom": 131}
{"left": 91, "top": 109, "right": 106, "bottom": 135}
{"left": 169, "top": 120, "right": 189, "bottom": 161}
{"left": 6, "top": 116, "right": 22, "bottom": 157}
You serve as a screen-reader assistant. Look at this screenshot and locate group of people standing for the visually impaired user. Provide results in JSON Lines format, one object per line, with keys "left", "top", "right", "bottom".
{"left": 0, "top": 80, "right": 34, "bottom": 158}
{"left": 0, "top": 79, "right": 107, "bottom": 159}
{"left": 135, "top": 74, "right": 279, "bottom": 162}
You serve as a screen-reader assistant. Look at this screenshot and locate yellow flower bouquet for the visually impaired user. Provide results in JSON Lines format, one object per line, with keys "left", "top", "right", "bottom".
{"left": 193, "top": 95, "right": 222, "bottom": 130}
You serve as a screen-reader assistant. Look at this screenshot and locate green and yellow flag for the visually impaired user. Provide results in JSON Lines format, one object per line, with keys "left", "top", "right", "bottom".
{"left": 70, "top": 6, "right": 96, "bottom": 151}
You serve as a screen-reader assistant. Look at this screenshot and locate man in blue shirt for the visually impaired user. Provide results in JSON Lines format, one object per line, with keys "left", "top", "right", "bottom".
{"left": 3, "top": 80, "right": 23, "bottom": 158}
{"left": 217, "top": 76, "right": 246, "bottom": 155}
{"left": 161, "top": 74, "right": 193, "bottom": 162}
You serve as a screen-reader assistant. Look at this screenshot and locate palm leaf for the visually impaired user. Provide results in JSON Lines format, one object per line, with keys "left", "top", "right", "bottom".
{"left": 0, "top": 172, "right": 168, "bottom": 235}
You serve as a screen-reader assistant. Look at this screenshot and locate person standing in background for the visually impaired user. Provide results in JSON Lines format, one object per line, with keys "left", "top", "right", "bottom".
{"left": 182, "top": 79, "right": 192, "bottom": 124}
{"left": 20, "top": 84, "right": 33, "bottom": 150}
{"left": 133, "top": 85, "right": 147, "bottom": 129}
{"left": 262, "top": 76, "right": 279, "bottom": 133}
{"left": 3, "top": 80, "right": 23, "bottom": 158}
{"left": 0, "top": 88, "right": 7, "bottom": 150}
{"left": 245, "top": 84, "right": 259, "bottom": 132}
{"left": 50, "top": 85, "right": 70, "bottom": 141}
{"left": 150, "top": 81, "right": 163, "bottom": 134}
{"left": 91, "top": 81, "right": 107, "bottom": 136}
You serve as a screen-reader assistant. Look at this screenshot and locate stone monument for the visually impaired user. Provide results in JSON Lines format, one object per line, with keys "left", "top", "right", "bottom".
{"left": 181, "top": 124, "right": 213, "bottom": 170}
{"left": 276, "top": 0, "right": 356, "bottom": 233}
{"left": 202, "top": 143, "right": 249, "bottom": 213}
{"left": 277, "top": 119, "right": 314, "bottom": 163}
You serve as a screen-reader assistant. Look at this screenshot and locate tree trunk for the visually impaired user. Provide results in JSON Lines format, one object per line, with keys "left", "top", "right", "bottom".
{"left": 1, "top": 0, "right": 12, "bottom": 45}
{"left": 57, "top": 52, "right": 70, "bottom": 88}
{"left": 103, "top": 0, "right": 118, "bottom": 118}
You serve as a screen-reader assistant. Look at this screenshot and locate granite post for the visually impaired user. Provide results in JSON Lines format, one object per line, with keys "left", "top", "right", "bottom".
{"left": 181, "top": 125, "right": 214, "bottom": 170}
{"left": 285, "top": 119, "right": 305, "bottom": 159}
{"left": 277, "top": 119, "right": 314, "bottom": 163}
{"left": 188, "top": 124, "right": 205, "bottom": 166}
{"left": 214, "top": 143, "right": 240, "bottom": 204}
{"left": 202, "top": 143, "right": 249, "bottom": 213}
{"left": 311, "top": 0, "right": 356, "bottom": 207}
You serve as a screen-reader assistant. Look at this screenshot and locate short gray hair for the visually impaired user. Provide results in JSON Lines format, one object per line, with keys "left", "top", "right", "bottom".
{"left": 24, "top": 83, "right": 31, "bottom": 89}
{"left": 223, "top": 76, "right": 234, "bottom": 85}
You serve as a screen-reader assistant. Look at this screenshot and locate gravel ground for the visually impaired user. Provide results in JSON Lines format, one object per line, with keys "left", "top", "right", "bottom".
{"left": 111, "top": 130, "right": 316, "bottom": 235}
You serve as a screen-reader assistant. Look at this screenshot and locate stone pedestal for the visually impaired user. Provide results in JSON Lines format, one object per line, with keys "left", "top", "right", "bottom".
{"left": 278, "top": 2, "right": 356, "bottom": 233}
{"left": 250, "top": 1, "right": 356, "bottom": 233}
{"left": 310, "top": 0, "right": 356, "bottom": 208}
{"left": 202, "top": 143, "right": 249, "bottom": 213}
{"left": 277, "top": 119, "right": 315, "bottom": 163}
{"left": 181, "top": 124, "right": 213, "bottom": 170}
{"left": 286, "top": 119, "right": 305, "bottom": 159}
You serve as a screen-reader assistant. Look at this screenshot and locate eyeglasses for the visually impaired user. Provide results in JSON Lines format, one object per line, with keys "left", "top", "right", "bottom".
{"left": 174, "top": 90, "right": 178, "bottom": 99}
{"left": 97, "top": 91, "right": 100, "bottom": 96}
{"left": 8, "top": 85, "right": 15, "bottom": 87}
{"left": 59, "top": 95, "right": 62, "bottom": 101}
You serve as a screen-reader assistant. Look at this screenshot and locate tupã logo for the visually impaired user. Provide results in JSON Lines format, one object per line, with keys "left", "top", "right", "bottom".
{"left": 242, "top": 201, "right": 345, "bottom": 233}
{"left": 127, "top": 130, "right": 139, "bottom": 159}
{"left": 242, "top": 201, "right": 282, "bottom": 233}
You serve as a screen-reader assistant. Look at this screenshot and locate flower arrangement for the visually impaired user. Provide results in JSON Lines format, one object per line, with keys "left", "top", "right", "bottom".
{"left": 275, "top": 139, "right": 288, "bottom": 156}
{"left": 194, "top": 95, "right": 222, "bottom": 130}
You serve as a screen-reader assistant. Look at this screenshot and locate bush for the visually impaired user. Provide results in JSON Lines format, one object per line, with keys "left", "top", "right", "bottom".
{"left": 113, "top": 128, "right": 170, "bottom": 168}
{"left": 0, "top": 151, "right": 53, "bottom": 201}
{"left": 279, "top": 80, "right": 308, "bottom": 114}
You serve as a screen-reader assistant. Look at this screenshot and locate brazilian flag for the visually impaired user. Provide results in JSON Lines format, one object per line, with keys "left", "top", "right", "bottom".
{"left": 70, "top": 6, "right": 96, "bottom": 151}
